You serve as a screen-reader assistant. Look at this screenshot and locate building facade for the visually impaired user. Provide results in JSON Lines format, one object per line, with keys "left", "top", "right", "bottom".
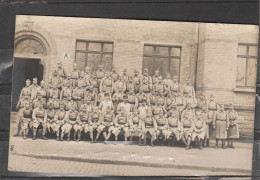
{"left": 12, "top": 16, "right": 258, "bottom": 137}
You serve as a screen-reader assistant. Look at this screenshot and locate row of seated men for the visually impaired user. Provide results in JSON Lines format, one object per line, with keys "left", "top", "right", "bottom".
{"left": 16, "top": 63, "right": 240, "bottom": 149}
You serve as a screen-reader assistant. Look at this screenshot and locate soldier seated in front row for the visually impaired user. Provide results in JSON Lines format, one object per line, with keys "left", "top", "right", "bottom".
{"left": 75, "top": 106, "right": 89, "bottom": 142}
{"left": 192, "top": 111, "right": 206, "bottom": 149}
{"left": 141, "top": 110, "right": 157, "bottom": 147}
{"left": 129, "top": 108, "right": 142, "bottom": 145}
{"left": 18, "top": 102, "right": 33, "bottom": 139}
{"left": 98, "top": 106, "right": 115, "bottom": 144}
{"left": 63, "top": 104, "right": 78, "bottom": 141}
{"left": 32, "top": 103, "right": 47, "bottom": 140}
{"left": 112, "top": 109, "right": 130, "bottom": 145}
{"left": 54, "top": 103, "right": 66, "bottom": 141}
{"left": 88, "top": 106, "right": 103, "bottom": 143}
{"left": 165, "top": 105, "right": 181, "bottom": 146}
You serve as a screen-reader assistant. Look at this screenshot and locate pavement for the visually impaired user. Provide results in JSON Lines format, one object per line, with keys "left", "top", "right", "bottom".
{"left": 8, "top": 136, "right": 253, "bottom": 176}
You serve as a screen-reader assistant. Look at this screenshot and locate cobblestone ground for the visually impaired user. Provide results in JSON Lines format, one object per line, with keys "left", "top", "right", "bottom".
{"left": 8, "top": 155, "right": 249, "bottom": 176}
{"left": 8, "top": 136, "right": 253, "bottom": 176}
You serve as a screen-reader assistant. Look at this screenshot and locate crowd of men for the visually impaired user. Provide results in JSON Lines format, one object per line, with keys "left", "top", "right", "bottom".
{"left": 15, "top": 62, "right": 240, "bottom": 149}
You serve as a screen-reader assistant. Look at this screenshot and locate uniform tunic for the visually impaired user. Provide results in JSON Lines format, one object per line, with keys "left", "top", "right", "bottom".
{"left": 129, "top": 113, "right": 142, "bottom": 137}
{"left": 213, "top": 110, "right": 229, "bottom": 139}
{"left": 166, "top": 110, "right": 181, "bottom": 140}
{"left": 32, "top": 107, "right": 46, "bottom": 128}
{"left": 55, "top": 109, "right": 66, "bottom": 132}
{"left": 228, "top": 110, "right": 239, "bottom": 139}
{"left": 19, "top": 107, "right": 33, "bottom": 131}
{"left": 45, "top": 109, "right": 56, "bottom": 132}
{"left": 98, "top": 111, "right": 114, "bottom": 133}
{"left": 192, "top": 119, "right": 206, "bottom": 141}
{"left": 113, "top": 113, "right": 129, "bottom": 137}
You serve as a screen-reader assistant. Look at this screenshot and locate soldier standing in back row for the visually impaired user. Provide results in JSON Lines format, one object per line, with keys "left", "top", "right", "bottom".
{"left": 71, "top": 63, "right": 80, "bottom": 87}
{"left": 213, "top": 104, "right": 229, "bottom": 149}
{"left": 227, "top": 104, "right": 239, "bottom": 148}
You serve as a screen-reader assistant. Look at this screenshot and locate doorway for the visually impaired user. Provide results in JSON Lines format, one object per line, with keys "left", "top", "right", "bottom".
{"left": 11, "top": 58, "right": 44, "bottom": 111}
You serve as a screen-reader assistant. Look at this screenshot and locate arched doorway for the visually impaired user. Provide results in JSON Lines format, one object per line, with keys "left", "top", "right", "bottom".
{"left": 12, "top": 36, "right": 48, "bottom": 110}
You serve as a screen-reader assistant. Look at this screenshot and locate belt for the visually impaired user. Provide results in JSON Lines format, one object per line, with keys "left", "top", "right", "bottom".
{"left": 24, "top": 116, "right": 31, "bottom": 118}
{"left": 70, "top": 118, "right": 76, "bottom": 121}
{"left": 183, "top": 126, "right": 191, "bottom": 128}
{"left": 216, "top": 119, "right": 226, "bottom": 122}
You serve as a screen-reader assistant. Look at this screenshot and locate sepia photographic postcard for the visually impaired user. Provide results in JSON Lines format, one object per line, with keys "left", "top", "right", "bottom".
{"left": 8, "top": 15, "right": 258, "bottom": 176}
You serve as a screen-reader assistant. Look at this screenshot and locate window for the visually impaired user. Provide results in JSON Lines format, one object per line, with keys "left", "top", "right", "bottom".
{"left": 236, "top": 43, "right": 258, "bottom": 88}
{"left": 143, "top": 44, "right": 181, "bottom": 78}
{"left": 75, "top": 40, "right": 113, "bottom": 72}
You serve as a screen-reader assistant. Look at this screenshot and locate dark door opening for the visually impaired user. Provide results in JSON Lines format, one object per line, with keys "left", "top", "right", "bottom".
{"left": 11, "top": 58, "right": 44, "bottom": 111}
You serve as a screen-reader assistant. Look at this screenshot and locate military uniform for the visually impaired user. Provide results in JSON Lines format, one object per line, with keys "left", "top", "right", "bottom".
{"left": 126, "top": 80, "right": 135, "bottom": 93}
{"left": 98, "top": 109, "right": 115, "bottom": 142}
{"left": 181, "top": 83, "right": 195, "bottom": 98}
{"left": 129, "top": 111, "right": 142, "bottom": 138}
{"left": 48, "top": 87, "right": 60, "bottom": 100}
{"left": 192, "top": 116, "right": 206, "bottom": 141}
{"left": 45, "top": 108, "right": 56, "bottom": 133}
{"left": 33, "top": 97, "right": 47, "bottom": 109}
{"left": 36, "top": 86, "right": 47, "bottom": 102}
{"left": 228, "top": 109, "right": 239, "bottom": 139}
{"left": 49, "top": 75, "right": 62, "bottom": 89}
{"left": 113, "top": 111, "right": 130, "bottom": 143}
{"left": 64, "top": 108, "right": 78, "bottom": 141}
{"left": 32, "top": 106, "right": 47, "bottom": 139}
{"left": 100, "top": 76, "right": 114, "bottom": 93}
{"left": 166, "top": 109, "right": 181, "bottom": 141}
{"left": 111, "top": 71, "right": 119, "bottom": 82}
{"left": 47, "top": 97, "right": 60, "bottom": 110}
{"left": 133, "top": 73, "right": 141, "bottom": 93}
{"left": 54, "top": 107, "right": 66, "bottom": 140}
{"left": 171, "top": 82, "right": 181, "bottom": 96}
{"left": 84, "top": 90, "right": 97, "bottom": 106}
{"left": 64, "top": 98, "right": 77, "bottom": 111}
{"left": 72, "top": 87, "right": 85, "bottom": 109}
{"left": 213, "top": 109, "right": 229, "bottom": 140}
{"left": 75, "top": 110, "right": 89, "bottom": 135}
{"left": 127, "top": 92, "right": 138, "bottom": 109}
{"left": 180, "top": 108, "right": 195, "bottom": 148}
{"left": 88, "top": 108, "right": 103, "bottom": 142}
{"left": 96, "top": 69, "right": 105, "bottom": 85}
{"left": 60, "top": 86, "right": 72, "bottom": 101}
{"left": 141, "top": 114, "right": 157, "bottom": 146}
{"left": 18, "top": 105, "right": 33, "bottom": 138}
{"left": 17, "top": 85, "right": 32, "bottom": 109}
{"left": 71, "top": 69, "right": 80, "bottom": 87}
{"left": 99, "top": 99, "right": 113, "bottom": 114}
{"left": 155, "top": 114, "right": 168, "bottom": 141}
{"left": 114, "top": 78, "right": 126, "bottom": 93}
{"left": 175, "top": 94, "right": 186, "bottom": 113}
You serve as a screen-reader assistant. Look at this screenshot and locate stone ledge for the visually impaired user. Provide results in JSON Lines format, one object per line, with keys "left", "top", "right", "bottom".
{"left": 233, "top": 87, "right": 256, "bottom": 93}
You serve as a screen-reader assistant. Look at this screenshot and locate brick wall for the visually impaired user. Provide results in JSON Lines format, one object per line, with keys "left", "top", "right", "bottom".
{"left": 14, "top": 16, "right": 258, "bottom": 137}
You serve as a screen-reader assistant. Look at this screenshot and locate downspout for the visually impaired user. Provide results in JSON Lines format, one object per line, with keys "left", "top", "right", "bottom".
{"left": 194, "top": 22, "right": 200, "bottom": 91}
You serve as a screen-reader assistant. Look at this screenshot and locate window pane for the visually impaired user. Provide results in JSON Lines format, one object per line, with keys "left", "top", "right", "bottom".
{"left": 155, "top": 57, "right": 168, "bottom": 77}
{"left": 170, "top": 58, "right": 180, "bottom": 77}
{"left": 249, "top": 46, "right": 258, "bottom": 57}
{"left": 247, "top": 58, "right": 257, "bottom": 87}
{"left": 103, "top": 54, "right": 113, "bottom": 71}
{"left": 104, "top": 43, "right": 113, "bottom": 52}
{"left": 143, "top": 56, "right": 154, "bottom": 76}
{"left": 171, "top": 48, "right": 181, "bottom": 57}
{"left": 144, "top": 46, "right": 154, "bottom": 55}
{"left": 75, "top": 52, "right": 86, "bottom": 71}
{"left": 237, "top": 45, "right": 247, "bottom": 56}
{"left": 236, "top": 58, "right": 246, "bottom": 87}
{"left": 76, "top": 42, "right": 86, "bottom": 51}
{"left": 156, "top": 47, "right": 168, "bottom": 56}
{"left": 87, "top": 53, "right": 101, "bottom": 72}
{"left": 88, "top": 42, "right": 101, "bottom": 51}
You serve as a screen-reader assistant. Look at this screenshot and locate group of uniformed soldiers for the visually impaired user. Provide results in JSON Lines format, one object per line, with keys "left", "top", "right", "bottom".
{"left": 15, "top": 62, "right": 240, "bottom": 149}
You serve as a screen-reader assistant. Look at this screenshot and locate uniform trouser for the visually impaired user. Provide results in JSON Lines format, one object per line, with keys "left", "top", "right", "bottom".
{"left": 166, "top": 127, "right": 180, "bottom": 141}
{"left": 20, "top": 118, "right": 32, "bottom": 136}
{"left": 74, "top": 99, "right": 83, "bottom": 110}
{"left": 55, "top": 121, "right": 64, "bottom": 137}
{"left": 33, "top": 118, "right": 47, "bottom": 136}
{"left": 89, "top": 124, "right": 101, "bottom": 140}
{"left": 156, "top": 126, "right": 167, "bottom": 140}
{"left": 46, "top": 119, "right": 56, "bottom": 133}
{"left": 142, "top": 127, "right": 156, "bottom": 141}
{"left": 112, "top": 125, "right": 129, "bottom": 138}
{"left": 129, "top": 124, "right": 142, "bottom": 137}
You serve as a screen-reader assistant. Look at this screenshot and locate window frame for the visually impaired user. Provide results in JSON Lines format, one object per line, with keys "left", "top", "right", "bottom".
{"left": 236, "top": 43, "right": 258, "bottom": 88}
{"left": 75, "top": 40, "right": 114, "bottom": 71}
{"left": 142, "top": 44, "right": 182, "bottom": 80}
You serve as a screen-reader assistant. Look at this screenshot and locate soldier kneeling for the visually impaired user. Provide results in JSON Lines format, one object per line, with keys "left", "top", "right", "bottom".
{"left": 98, "top": 106, "right": 115, "bottom": 144}
{"left": 32, "top": 103, "right": 47, "bottom": 140}
{"left": 112, "top": 109, "right": 130, "bottom": 145}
